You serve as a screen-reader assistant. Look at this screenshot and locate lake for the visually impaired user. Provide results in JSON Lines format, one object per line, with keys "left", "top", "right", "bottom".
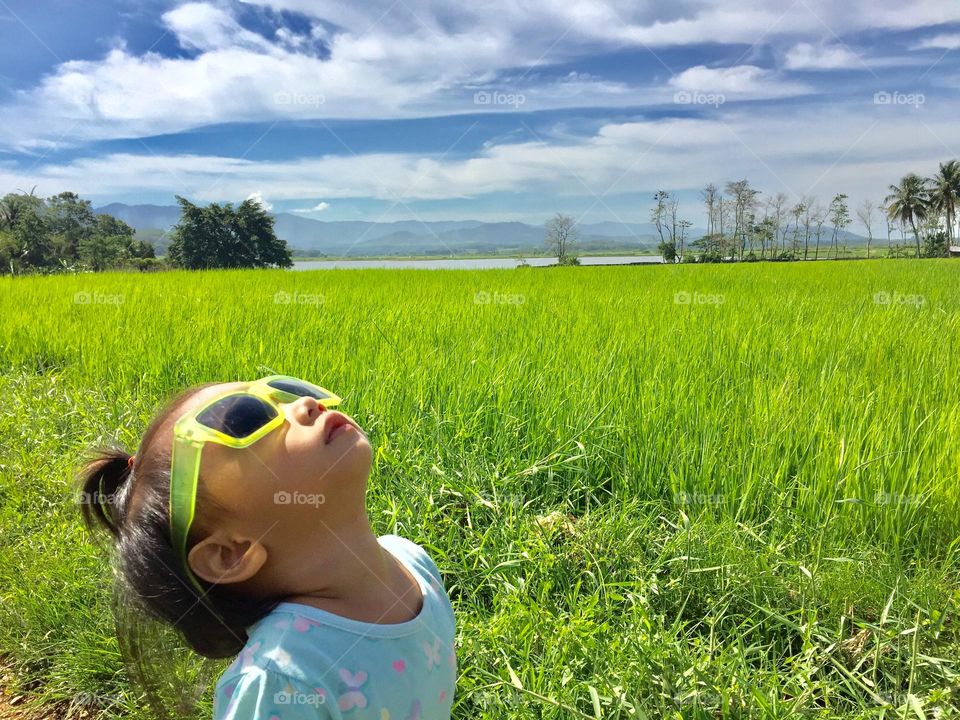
{"left": 292, "top": 255, "right": 664, "bottom": 270}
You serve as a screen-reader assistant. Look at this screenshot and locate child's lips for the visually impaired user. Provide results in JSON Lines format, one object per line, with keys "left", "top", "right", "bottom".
{"left": 323, "top": 412, "right": 355, "bottom": 445}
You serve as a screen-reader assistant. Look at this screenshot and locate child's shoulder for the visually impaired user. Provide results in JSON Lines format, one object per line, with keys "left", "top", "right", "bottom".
{"left": 378, "top": 534, "right": 445, "bottom": 586}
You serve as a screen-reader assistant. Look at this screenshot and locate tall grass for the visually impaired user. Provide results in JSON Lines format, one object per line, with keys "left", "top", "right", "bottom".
{"left": 0, "top": 260, "right": 958, "bottom": 718}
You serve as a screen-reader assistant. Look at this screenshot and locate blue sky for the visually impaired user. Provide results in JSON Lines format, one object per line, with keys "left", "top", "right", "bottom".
{"left": 1, "top": 0, "right": 959, "bottom": 229}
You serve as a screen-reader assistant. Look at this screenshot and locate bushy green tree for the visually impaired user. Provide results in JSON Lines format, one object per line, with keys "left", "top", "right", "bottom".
{"left": 46, "top": 192, "right": 96, "bottom": 263}
{"left": 0, "top": 193, "right": 53, "bottom": 271}
{"left": 167, "top": 196, "right": 292, "bottom": 269}
{"left": 657, "top": 239, "right": 677, "bottom": 263}
{"left": 77, "top": 213, "right": 144, "bottom": 270}
{"left": 923, "top": 228, "right": 949, "bottom": 258}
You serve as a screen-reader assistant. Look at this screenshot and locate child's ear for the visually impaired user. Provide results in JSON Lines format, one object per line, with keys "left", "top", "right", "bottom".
{"left": 187, "top": 535, "right": 268, "bottom": 586}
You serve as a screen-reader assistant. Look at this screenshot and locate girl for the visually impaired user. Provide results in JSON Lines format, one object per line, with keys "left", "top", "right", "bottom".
{"left": 78, "top": 375, "right": 457, "bottom": 719}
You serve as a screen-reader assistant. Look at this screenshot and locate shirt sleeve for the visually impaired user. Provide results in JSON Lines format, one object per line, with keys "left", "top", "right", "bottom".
{"left": 382, "top": 534, "right": 445, "bottom": 587}
{"left": 214, "top": 668, "right": 333, "bottom": 720}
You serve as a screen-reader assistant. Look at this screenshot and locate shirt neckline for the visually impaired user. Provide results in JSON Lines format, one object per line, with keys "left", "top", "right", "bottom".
{"left": 265, "top": 535, "right": 431, "bottom": 638}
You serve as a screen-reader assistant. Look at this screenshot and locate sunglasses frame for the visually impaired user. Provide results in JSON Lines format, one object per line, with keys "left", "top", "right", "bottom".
{"left": 169, "top": 375, "right": 341, "bottom": 593}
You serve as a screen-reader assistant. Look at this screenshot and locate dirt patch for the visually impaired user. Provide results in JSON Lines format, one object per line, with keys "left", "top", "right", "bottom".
{"left": 0, "top": 664, "right": 94, "bottom": 720}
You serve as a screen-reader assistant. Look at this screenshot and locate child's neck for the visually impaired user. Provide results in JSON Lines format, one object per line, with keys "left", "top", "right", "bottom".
{"left": 281, "top": 523, "right": 423, "bottom": 625}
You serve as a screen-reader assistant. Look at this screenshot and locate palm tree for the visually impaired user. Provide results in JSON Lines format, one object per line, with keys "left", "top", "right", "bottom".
{"left": 930, "top": 159, "right": 960, "bottom": 245}
{"left": 885, "top": 174, "right": 931, "bottom": 258}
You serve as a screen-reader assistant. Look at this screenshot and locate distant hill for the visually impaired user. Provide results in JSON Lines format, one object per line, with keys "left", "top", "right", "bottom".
{"left": 96, "top": 203, "right": 181, "bottom": 230}
{"left": 94, "top": 202, "right": 866, "bottom": 257}
{"left": 94, "top": 203, "right": 672, "bottom": 256}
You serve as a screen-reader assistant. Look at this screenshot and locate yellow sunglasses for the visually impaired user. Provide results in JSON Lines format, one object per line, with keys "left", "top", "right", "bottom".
{"left": 169, "top": 375, "right": 341, "bottom": 593}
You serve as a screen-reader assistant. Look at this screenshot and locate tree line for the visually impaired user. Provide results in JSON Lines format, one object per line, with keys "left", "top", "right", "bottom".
{"left": 0, "top": 191, "right": 157, "bottom": 274}
{"left": 0, "top": 191, "right": 292, "bottom": 274}
{"left": 6, "top": 162, "right": 959, "bottom": 274}
{"left": 544, "top": 162, "right": 958, "bottom": 265}
{"left": 648, "top": 161, "right": 960, "bottom": 263}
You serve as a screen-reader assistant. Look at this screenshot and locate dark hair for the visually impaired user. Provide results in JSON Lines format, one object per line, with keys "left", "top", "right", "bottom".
{"left": 77, "top": 383, "right": 280, "bottom": 718}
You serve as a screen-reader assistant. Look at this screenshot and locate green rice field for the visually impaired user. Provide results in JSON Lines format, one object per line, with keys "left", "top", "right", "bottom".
{"left": 0, "top": 260, "right": 958, "bottom": 718}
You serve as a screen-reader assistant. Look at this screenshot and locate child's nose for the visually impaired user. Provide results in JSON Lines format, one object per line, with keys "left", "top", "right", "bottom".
{"left": 291, "top": 395, "right": 325, "bottom": 422}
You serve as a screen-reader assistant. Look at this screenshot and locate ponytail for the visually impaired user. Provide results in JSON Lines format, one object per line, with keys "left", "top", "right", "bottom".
{"left": 78, "top": 447, "right": 135, "bottom": 540}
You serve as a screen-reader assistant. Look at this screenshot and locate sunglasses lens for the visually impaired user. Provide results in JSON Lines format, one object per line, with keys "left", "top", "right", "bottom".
{"left": 267, "top": 377, "right": 334, "bottom": 402}
{"left": 196, "top": 395, "right": 278, "bottom": 438}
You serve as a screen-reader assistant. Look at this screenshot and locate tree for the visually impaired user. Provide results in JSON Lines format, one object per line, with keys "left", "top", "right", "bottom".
{"left": 93, "top": 213, "right": 135, "bottom": 242}
{"left": 544, "top": 213, "right": 579, "bottom": 263}
{"left": 725, "top": 179, "right": 760, "bottom": 261}
{"left": 856, "top": 200, "right": 875, "bottom": 259}
{"left": 167, "top": 196, "right": 292, "bottom": 269}
{"left": 701, "top": 183, "right": 718, "bottom": 239}
{"left": 922, "top": 228, "right": 949, "bottom": 258}
{"left": 0, "top": 192, "right": 53, "bottom": 272}
{"left": 650, "top": 191, "right": 669, "bottom": 248}
{"left": 761, "top": 216, "right": 777, "bottom": 259}
{"left": 46, "top": 191, "right": 96, "bottom": 262}
{"left": 74, "top": 213, "right": 143, "bottom": 270}
{"left": 827, "top": 193, "right": 850, "bottom": 259}
{"left": 879, "top": 201, "right": 894, "bottom": 256}
{"left": 677, "top": 219, "right": 692, "bottom": 261}
{"left": 811, "top": 202, "right": 827, "bottom": 260}
{"left": 929, "top": 159, "right": 960, "bottom": 244}
{"left": 717, "top": 197, "right": 727, "bottom": 257}
{"left": 885, "top": 173, "right": 931, "bottom": 258}
{"left": 802, "top": 198, "right": 819, "bottom": 260}
{"left": 668, "top": 196, "right": 680, "bottom": 249}
{"left": 79, "top": 233, "right": 131, "bottom": 271}
{"left": 790, "top": 200, "right": 806, "bottom": 258}
{"left": 767, "top": 192, "right": 788, "bottom": 258}
{"left": 658, "top": 238, "right": 677, "bottom": 263}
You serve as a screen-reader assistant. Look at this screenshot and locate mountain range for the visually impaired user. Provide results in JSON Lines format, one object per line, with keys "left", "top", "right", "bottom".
{"left": 95, "top": 203, "right": 866, "bottom": 258}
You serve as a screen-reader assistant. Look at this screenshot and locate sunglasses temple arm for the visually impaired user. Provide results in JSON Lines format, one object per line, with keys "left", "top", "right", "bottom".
{"left": 169, "top": 439, "right": 207, "bottom": 595}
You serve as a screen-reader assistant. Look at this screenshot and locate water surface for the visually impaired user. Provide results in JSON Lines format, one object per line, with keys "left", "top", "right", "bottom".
{"left": 292, "top": 255, "right": 663, "bottom": 270}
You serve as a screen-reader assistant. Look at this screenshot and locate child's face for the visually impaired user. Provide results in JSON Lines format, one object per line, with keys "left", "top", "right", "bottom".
{"left": 179, "top": 381, "right": 374, "bottom": 584}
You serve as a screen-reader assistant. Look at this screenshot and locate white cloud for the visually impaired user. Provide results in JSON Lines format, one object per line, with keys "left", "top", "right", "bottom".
{"left": 243, "top": 0, "right": 960, "bottom": 47}
{"left": 293, "top": 201, "right": 331, "bottom": 212}
{"left": 784, "top": 42, "right": 862, "bottom": 70}
{"left": 246, "top": 191, "right": 273, "bottom": 210}
{"left": 4, "top": 102, "right": 958, "bottom": 219}
{"left": 669, "top": 65, "right": 809, "bottom": 98}
{"left": 1, "top": 0, "right": 959, "bottom": 148}
{"left": 912, "top": 33, "right": 960, "bottom": 50}
{"left": 162, "top": 3, "right": 271, "bottom": 52}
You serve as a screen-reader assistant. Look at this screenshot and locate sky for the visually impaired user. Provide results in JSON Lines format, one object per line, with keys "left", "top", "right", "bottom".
{"left": 1, "top": 0, "right": 959, "bottom": 230}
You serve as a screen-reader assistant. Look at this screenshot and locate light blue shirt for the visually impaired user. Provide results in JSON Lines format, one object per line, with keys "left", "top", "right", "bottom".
{"left": 213, "top": 535, "right": 457, "bottom": 719}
